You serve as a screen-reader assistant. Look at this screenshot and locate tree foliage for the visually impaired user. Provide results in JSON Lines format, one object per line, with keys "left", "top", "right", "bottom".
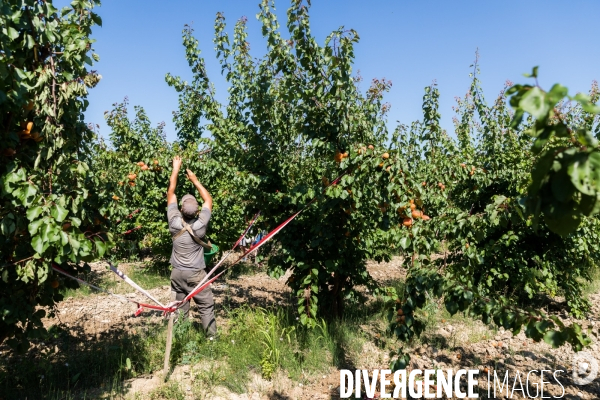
{"left": 3, "top": 0, "right": 599, "bottom": 361}
{"left": 166, "top": 0, "right": 409, "bottom": 323}
{"left": 508, "top": 67, "right": 600, "bottom": 235}
{"left": 91, "top": 98, "right": 246, "bottom": 261}
{"left": 384, "top": 64, "right": 600, "bottom": 370}
{"left": 0, "top": 0, "right": 104, "bottom": 350}
{"left": 165, "top": 1, "right": 600, "bottom": 349}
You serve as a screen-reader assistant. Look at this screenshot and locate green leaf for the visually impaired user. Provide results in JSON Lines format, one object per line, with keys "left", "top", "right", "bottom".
{"left": 550, "top": 171, "right": 575, "bottom": 203}
{"left": 569, "top": 152, "right": 600, "bottom": 196}
{"left": 528, "top": 150, "right": 555, "bottom": 197}
{"left": 31, "top": 235, "right": 46, "bottom": 254}
{"left": 573, "top": 93, "right": 600, "bottom": 114}
{"left": 16, "top": 184, "right": 37, "bottom": 205}
{"left": 445, "top": 301, "right": 459, "bottom": 315}
{"left": 577, "top": 129, "right": 599, "bottom": 147}
{"left": 25, "top": 34, "right": 36, "bottom": 49}
{"left": 94, "top": 239, "right": 106, "bottom": 257}
{"left": 7, "top": 26, "right": 19, "bottom": 40}
{"left": 27, "top": 206, "right": 44, "bottom": 221}
{"left": 7, "top": 167, "right": 26, "bottom": 183}
{"left": 550, "top": 122, "right": 569, "bottom": 138}
{"left": 51, "top": 204, "right": 69, "bottom": 223}
{"left": 390, "top": 354, "right": 410, "bottom": 371}
{"left": 60, "top": 231, "right": 69, "bottom": 246}
{"left": 399, "top": 236, "right": 411, "bottom": 249}
{"left": 543, "top": 209, "right": 581, "bottom": 236}
{"left": 523, "top": 66, "right": 539, "bottom": 79}
{"left": 299, "top": 313, "right": 308, "bottom": 325}
{"left": 29, "top": 219, "right": 44, "bottom": 236}
{"left": 579, "top": 193, "right": 600, "bottom": 217}
{"left": 546, "top": 83, "right": 568, "bottom": 105}
{"left": 543, "top": 330, "right": 566, "bottom": 348}
{"left": 519, "top": 86, "right": 550, "bottom": 121}
{"left": 1, "top": 216, "right": 16, "bottom": 236}
{"left": 91, "top": 13, "right": 102, "bottom": 27}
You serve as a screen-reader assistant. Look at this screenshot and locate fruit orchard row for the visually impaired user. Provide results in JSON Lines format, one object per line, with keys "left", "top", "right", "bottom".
{"left": 1, "top": 1, "right": 600, "bottom": 368}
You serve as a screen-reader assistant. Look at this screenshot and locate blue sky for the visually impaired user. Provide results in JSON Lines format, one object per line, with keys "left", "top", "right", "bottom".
{"left": 63, "top": 0, "right": 599, "bottom": 142}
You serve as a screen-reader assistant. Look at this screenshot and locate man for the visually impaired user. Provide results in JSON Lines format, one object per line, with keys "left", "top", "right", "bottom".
{"left": 166, "top": 155, "right": 216, "bottom": 336}
{"left": 251, "top": 227, "right": 266, "bottom": 264}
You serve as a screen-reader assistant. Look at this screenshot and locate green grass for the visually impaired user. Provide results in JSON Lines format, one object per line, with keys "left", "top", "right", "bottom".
{"left": 164, "top": 303, "right": 373, "bottom": 393}
{"left": 148, "top": 381, "right": 186, "bottom": 400}
{"left": 582, "top": 266, "right": 600, "bottom": 296}
{"left": 59, "top": 261, "right": 170, "bottom": 300}
{"left": 1, "top": 286, "right": 393, "bottom": 399}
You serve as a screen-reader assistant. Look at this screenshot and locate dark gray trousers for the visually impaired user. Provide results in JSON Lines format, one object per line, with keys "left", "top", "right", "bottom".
{"left": 170, "top": 268, "right": 217, "bottom": 336}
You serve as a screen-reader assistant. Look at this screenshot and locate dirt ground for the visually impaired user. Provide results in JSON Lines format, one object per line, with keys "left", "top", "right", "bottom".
{"left": 31, "top": 256, "right": 600, "bottom": 399}
{"left": 41, "top": 256, "right": 406, "bottom": 340}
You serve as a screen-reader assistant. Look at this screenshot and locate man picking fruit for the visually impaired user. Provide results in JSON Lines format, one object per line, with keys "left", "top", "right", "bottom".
{"left": 166, "top": 155, "right": 216, "bottom": 336}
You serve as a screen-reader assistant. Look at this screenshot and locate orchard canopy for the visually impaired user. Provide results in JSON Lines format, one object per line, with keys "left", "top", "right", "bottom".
{"left": 1, "top": 0, "right": 600, "bottom": 368}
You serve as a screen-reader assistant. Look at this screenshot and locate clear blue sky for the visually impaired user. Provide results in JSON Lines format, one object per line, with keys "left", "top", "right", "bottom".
{"left": 61, "top": 0, "right": 599, "bottom": 142}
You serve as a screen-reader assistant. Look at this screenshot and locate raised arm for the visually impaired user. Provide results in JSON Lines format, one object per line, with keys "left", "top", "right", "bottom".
{"left": 167, "top": 156, "right": 182, "bottom": 206}
{"left": 185, "top": 169, "right": 213, "bottom": 211}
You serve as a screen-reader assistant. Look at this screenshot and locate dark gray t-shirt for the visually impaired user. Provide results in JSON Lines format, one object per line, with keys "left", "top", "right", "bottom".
{"left": 167, "top": 203, "right": 211, "bottom": 271}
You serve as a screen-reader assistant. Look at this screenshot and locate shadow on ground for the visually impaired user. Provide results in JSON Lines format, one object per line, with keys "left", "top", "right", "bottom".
{"left": 0, "top": 319, "right": 167, "bottom": 399}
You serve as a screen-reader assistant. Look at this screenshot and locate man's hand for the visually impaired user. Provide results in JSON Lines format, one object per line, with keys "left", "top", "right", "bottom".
{"left": 172, "top": 156, "right": 182, "bottom": 171}
{"left": 168, "top": 156, "right": 182, "bottom": 206}
{"left": 186, "top": 169, "right": 199, "bottom": 184}
{"left": 166, "top": 300, "right": 181, "bottom": 309}
{"left": 186, "top": 169, "right": 213, "bottom": 211}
